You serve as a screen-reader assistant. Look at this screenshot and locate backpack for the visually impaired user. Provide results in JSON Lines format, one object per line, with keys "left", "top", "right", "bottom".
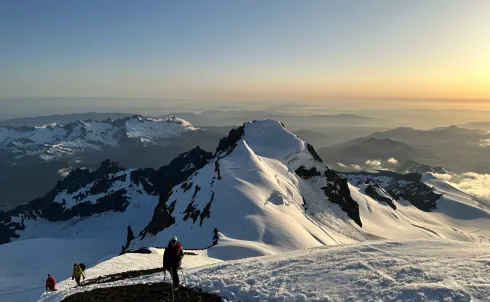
{"left": 79, "top": 263, "right": 86, "bottom": 271}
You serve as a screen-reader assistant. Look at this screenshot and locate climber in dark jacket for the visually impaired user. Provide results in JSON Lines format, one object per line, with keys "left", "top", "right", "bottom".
{"left": 163, "top": 236, "right": 184, "bottom": 287}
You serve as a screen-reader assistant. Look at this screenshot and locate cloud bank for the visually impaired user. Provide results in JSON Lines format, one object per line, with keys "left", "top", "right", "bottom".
{"left": 479, "top": 139, "right": 490, "bottom": 147}
{"left": 365, "top": 159, "right": 383, "bottom": 170}
{"left": 433, "top": 172, "right": 490, "bottom": 207}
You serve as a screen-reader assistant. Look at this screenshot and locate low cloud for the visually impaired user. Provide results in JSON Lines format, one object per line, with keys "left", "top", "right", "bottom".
{"left": 337, "top": 162, "right": 348, "bottom": 168}
{"left": 433, "top": 172, "right": 490, "bottom": 206}
{"left": 479, "top": 139, "right": 490, "bottom": 147}
{"left": 387, "top": 158, "right": 399, "bottom": 165}
{"left": 57, "top": 167, "right": 72, "bottom": 177}
{"left": 365, "top": 159, "right": 382, "bottom": 170}
{"left": 351, "top": 164, "right": 362, "bottom": 170}
{"left": 364, "top": 159, "right": 399, "bottom": 170}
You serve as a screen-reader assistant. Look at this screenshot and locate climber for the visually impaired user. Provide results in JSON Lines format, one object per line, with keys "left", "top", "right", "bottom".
{"left": 72, "top": 263, "right": 85, "bottom": 286}
{"left": 163, "top": 236, "right": 184, "bottom": 287}
{"left": 45, "top": 274, "right": 57, "bottom": 291}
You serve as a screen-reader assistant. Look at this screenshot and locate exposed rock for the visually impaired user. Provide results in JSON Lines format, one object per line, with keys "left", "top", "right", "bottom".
{"left": 306, "top": 143, "right": 323, "bottom": 163}
{"left": 215, "top": 125, "right": 245, "bottom": 155}
{"left": 0, "top": 147, "right": 212, "bottom": 244}
{"left": 322, "top": 170, "right": 362, "bottom": 227}
{"left": 340, "top": 171, "right": 442, "bottom": 212}
{"left": 62, "top": 280, "right": 222, "bottom": 302}
{"left": 294, "top": 166, "right": 322, "bottom": 179}
{"left": 199, "top": 193, "right": 214, "bottom": 226}
{"left": 364, "top": 181, "right": 397, "bottom": 210}
{"left": 214, "top": 160, "right": 222, "bottom": 180}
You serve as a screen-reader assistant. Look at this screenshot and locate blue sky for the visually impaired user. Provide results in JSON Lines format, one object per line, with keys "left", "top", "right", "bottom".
{"left": 1, "top": 0, "right": 489, "bottom": 99}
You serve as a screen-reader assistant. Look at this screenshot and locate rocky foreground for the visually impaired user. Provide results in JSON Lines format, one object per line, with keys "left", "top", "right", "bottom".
{"left": 62, "top": 267, "right": 222, "bottom": 302}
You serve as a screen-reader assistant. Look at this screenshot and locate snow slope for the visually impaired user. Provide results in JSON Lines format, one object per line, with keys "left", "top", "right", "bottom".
{"left": 40, "top": 239, "right": 490, "bottom": 302}
{"left": 0, "top": 238, "right": 221, "bottom": 302}
{"left": 132, "top": 120, "right": 490, "bottom": 258}
{"left": 0, "top": 238, "right": 115, "bottom": 302}
{"left": 0, "top": 115, "right": 197, "bottom": 160}
{"left": 132, "top": 120, "right": 364, "bottom": 257}
{"left": 343, "top": 172, "right": 490, "bottom": 242}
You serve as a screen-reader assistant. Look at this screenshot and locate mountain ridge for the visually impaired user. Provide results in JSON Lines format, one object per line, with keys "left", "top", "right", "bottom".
{"left": 1, "top": 120, "right": 489, "bottom": 260}
{"left": 0, "top": 115, "right": 197, "bottom": 161}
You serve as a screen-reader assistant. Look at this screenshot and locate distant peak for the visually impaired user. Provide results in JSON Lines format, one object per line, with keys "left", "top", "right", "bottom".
{"left": 129, "top": 114, "right": 145, "bottom": 121}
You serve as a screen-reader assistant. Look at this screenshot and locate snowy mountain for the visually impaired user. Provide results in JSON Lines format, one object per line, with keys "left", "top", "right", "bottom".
{"left": 129, "top": 120, "right": 490, "bottom": 256}
{"left": 2, "top": 120, "right": 488, "bottom": 258}
{"left": 1, "top": 119, "right": 490, "bottom": 301}
{"left": 0, "top": 116, "right": 231, "bottom": 211}
{"left": 0, "top": 146, "right": 212, "bottom": 247}
{"left": 0, "top": 115, "right": 197, "bottom": 161}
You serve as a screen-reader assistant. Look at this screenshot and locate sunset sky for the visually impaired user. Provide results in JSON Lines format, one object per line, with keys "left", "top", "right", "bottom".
{"left": 1, "top": 0, "right": 489, "bottom": 100}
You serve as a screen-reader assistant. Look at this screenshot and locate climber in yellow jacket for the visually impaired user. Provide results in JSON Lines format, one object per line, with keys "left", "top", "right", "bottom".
{"left": 72, "top": 263, "right": 85, "bottom": 286}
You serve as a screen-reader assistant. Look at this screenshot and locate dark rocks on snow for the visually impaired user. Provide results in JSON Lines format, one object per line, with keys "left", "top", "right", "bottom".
{"left": 183, "top": 201, "right": 200, "bottom": 223}
{"left": 306, "top": 143, "right": 323, "bottom": 163}
{"left": 80, "top": 267, "right": 166, "bottom": 287}
{"left": 294, "top": 166, "right": 322, "bottom": 179}
{"left": 121, "top": 247, "right": 153, "bottom": 255}
{"left": 199, "top": 192, "right": 214, "bottom": 226}
{"left": 294, "top": 166, "right": 362, "bottom": 227}
{"left": 181, "top": 182, "right": 192, "bottom": 192}
{"left": 191, "top": 185, "right": 201, "bottom": 200}
{"left": 138, "top": 147, "right": 212, "bottom": 237}
{"left": 301, "top": 196, "right": 308, "bottom": 211}
{"left": 0, "top": 146, "right": 212, "bottom": 244}
{"left": 364, "top": 181, "right": 397, "bottom": 210}
{"left": 183, "top": 186, "right": 202, "bottom": 223}
{"left": 215, "top": 125, "right": 245, "bottom": 155}
{"left": 121, "top": 225, "right": 135, "bottom": 253}
{"left": 68, "top": 267, "right": 222, "bottom": 302}
{"left": 144, "top": 189, "right": 176, "bottom": 236}
{"left": 340, "top": 171, "right": 441, "bottom": 212}
{"left": 322, "top": 170, "right": 362, "bottom": 227}
{"left": 214, "top": 160, "right": 222, "bottom": 180}
{"left": 63, "top": 282, "right": 222, "bottom": 302}
{"left": 213, "top": 227, "right": 219, "bottom": 246}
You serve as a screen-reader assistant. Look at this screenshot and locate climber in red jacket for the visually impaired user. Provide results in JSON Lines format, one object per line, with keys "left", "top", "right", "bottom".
{"left": 45, "top": 274, "right": 57, "bottom": 291}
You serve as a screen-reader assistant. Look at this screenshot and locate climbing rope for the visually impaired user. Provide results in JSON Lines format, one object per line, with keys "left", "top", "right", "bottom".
{"left": 0, "top": 286, "right": 45, "bottom": 295}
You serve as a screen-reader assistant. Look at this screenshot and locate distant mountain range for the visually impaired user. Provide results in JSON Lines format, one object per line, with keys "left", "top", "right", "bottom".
{"left": 0, "top": 112, "right": 135, "bottom": 127}
{"left": 0, "top": 116, "right": 227, "bottom": 210}
{"left": 319, "top": 125, "right": 490, "bottom": 173}
{"left": 319, "top": 137, "right": 433, "bottom": 165}
{"left": 0, "top": 115, "right": 197, "bottom": 160}
{"left": 458, "top": 121, "right": 490, "bottom": 131}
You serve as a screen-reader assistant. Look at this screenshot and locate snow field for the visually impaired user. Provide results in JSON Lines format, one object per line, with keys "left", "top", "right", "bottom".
{"left": 39, "top": 239, "right": 490, "bottom": 302}
{"left": 0, "top": 238, "right": 116, "bottom": 302}
{"left": 183, "top": 240, "right": 490, "bottom": 302}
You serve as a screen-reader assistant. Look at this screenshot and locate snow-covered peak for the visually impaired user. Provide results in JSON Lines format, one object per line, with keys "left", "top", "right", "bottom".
{"left": 0, "top": 116, "right": 198, "bottom": 160}
{"left": 131, "top": 120, "right": 490, "bottom": 257}
{"left": 132, "top": 120, "right": 362, "bottom": 255}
